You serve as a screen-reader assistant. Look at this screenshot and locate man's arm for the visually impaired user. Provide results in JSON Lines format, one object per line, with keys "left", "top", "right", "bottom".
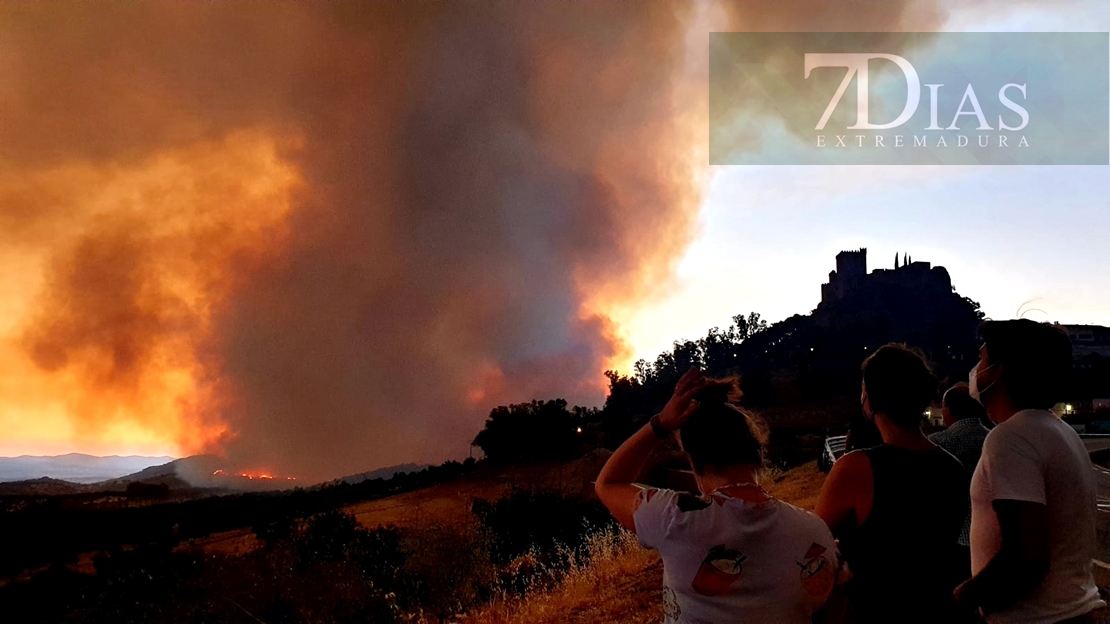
{"left": 595, "top": 367, "right": 707, "bottom": 531}
{"left": 954, "top": 499, "right": 1050, "bottom": 613}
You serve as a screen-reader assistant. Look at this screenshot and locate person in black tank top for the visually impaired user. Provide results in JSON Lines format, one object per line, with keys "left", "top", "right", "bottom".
{"left": 842, "top": 444, "right": 969, "bottom": 622}
{"left": 816, "top": 344, "right": 971, "bottom": 623}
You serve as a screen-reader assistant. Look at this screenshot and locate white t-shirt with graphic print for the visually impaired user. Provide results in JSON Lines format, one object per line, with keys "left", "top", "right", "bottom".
{"left": 633, "top": 488, "right": 837, "bottom": 624}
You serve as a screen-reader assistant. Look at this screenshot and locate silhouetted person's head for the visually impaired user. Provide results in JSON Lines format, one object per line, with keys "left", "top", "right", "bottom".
{"left": 861, "top": 344, "right": 938, "bottom": 431}
{"left": 678, "top": 377, "right": 768, "bottom": 477}
{"left": 975, "top": 319, "right": 1072, "bottom": 419}
{"left": 942, "top": 383, "right": 986, "bottom": 428}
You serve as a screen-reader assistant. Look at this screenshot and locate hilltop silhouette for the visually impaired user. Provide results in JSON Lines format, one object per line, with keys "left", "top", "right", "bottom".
{"left": 476, "top": 249, "right": 984, "bottom": 463}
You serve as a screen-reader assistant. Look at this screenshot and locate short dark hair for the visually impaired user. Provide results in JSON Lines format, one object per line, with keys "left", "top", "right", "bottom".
{"left": 862, "top": 344, "right": 938, "bottom": 429}
{"left": 943, "top": 383, "right": 986, "bottom": 422}
{"left": 679, "top": 377, "right": 768, "bottom": 474}
{"left": 978, "top": 320, "right": 1072, "bottom": 410}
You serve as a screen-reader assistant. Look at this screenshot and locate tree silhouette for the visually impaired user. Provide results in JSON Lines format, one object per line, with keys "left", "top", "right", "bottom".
{"left": 471, "top": 399, "right": 583, "bottom": 463}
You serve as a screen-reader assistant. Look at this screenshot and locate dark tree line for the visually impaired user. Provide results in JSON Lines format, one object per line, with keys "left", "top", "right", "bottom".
{"left": 472, "top": 313, "right": 774, "bottom": 461}
{"left": 473, "top": 280, "right": 993, "bottom": 463}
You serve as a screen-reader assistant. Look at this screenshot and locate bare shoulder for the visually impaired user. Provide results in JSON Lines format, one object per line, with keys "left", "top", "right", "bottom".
{"left": 816, "top": 448, "right": 872, "bottom": 529}
{"left": 830, "top": 449, "right": 872, "bottom": 481}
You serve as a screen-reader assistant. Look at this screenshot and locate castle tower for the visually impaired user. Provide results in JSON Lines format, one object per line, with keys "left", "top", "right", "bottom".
{"left": 821, "top": 248, "right": 868, "bottom": 303}
{"left": 835, "top": 248, "right": 867, "bottom": 279}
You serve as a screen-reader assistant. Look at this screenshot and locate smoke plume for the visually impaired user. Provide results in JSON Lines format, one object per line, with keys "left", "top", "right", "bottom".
{"left": 0, "top": 1, "right": 939, "bottom": 481}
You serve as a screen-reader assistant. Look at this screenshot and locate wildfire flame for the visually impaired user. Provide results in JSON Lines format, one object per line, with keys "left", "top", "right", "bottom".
{"left": 210, "top": 468, "right": 292, "bottom": 482}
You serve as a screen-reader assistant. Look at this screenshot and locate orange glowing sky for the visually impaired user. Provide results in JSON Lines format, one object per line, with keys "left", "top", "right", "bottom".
{"left": 0, "top": 131, "right": 301, "bottom": 457}
{"left": 0, "top": 2, "right": 723, "bottom": 474}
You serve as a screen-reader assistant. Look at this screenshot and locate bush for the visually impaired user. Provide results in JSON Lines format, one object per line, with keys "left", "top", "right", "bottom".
{"left": 471, "top": 488, "right": 617, "bottom": 569}
{"left": 401, "top": 523, "right": 495, "bottom": 621}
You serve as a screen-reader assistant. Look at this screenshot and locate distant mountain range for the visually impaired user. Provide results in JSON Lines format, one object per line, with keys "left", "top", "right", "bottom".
{"left": 329, "top": 463, "right": 428, "bottom": 486}
{"left": 0, "top": 453, "right": 432, "bottom": 497}
{"left": 0, "top": 453, "right": 175, "bottom": 484}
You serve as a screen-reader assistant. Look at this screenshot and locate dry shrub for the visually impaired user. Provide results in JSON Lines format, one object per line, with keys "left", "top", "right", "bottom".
{"left": 400, "top": 520, "right": 497, "bottom": 621}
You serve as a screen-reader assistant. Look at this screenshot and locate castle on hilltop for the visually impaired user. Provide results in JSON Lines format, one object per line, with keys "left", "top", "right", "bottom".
{"left": 820, "top": 248, "right": 952, "bottom": 306}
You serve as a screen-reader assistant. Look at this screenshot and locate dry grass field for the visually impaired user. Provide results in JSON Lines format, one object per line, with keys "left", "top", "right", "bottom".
{"left": 178, "top": 450, "right": 824, "bottom": 553}
{"left": 764, "top": 461, "right": 827, "bottom": 510}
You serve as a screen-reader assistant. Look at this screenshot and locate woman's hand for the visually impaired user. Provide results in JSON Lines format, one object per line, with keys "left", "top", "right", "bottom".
{"left": 655, "top": 367, "right": 708, "bottom": 432}
{"left": 596, "top": 366, "right": 707, "bottom": 531}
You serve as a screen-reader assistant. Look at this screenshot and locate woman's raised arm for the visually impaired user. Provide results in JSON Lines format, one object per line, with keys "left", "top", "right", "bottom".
{"left": 595, "top": 367, "right": 707, "bottom": 531}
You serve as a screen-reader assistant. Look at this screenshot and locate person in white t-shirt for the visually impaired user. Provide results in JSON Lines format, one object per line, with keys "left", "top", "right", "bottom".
{"left": 595, "top": 368, "right": 845, "bottom": 624}
{"left": 954, "top": 319, "right": 1106, "bottom": 623}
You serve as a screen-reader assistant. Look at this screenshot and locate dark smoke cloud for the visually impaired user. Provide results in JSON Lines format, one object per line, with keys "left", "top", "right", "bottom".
{"left": 0, "top": 1, "right": 940, "bottom": 481}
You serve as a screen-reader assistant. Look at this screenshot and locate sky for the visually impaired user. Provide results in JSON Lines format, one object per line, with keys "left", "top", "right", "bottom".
{"left": 0, "top": 1, "right": 1106, "bottom": 476}
{"left": 621, "top": 0, "right": 1110, "bottom": 364}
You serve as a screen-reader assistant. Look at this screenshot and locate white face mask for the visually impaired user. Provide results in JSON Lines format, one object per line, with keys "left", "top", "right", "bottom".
{"left": 969, "top": 362, "right": 997, "bottom": 403}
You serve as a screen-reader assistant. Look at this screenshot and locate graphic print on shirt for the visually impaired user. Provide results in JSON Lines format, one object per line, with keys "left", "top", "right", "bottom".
{"left": 675, "top": 492, "right": 712, "bottom": 512}
{"left": 692, "top": 544, "right": 747, "bottom": 596}
{"left": 662, "top": 585, "right": 681, "bottom": 620}
{"left": 796, "top": 542, "right": 835, "bottom": 597}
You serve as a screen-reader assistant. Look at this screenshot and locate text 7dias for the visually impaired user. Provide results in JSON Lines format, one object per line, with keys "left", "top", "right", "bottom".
{"left": 805, "top": 53, "right": 1029, "bottom": 132}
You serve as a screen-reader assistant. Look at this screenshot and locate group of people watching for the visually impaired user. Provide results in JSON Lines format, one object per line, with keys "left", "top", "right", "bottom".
{"left": 596, "top": 319, "right": 1105, "bottom": 623}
